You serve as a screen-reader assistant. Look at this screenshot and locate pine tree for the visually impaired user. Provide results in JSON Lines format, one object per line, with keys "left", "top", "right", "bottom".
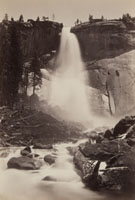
{"left": 3, "top": 13, "right": 8, "bottom": 22}
{"left": 36, "top": 17, "right": 40, "bottom": 21}
{"left": 89, "top": 14, "right": 93, "bottom": 22}
{"left": 19, "top": 15, "right": 24, "bottom": 22}
{"left": 30, "top": 53, "right": 42, "bottom": 95}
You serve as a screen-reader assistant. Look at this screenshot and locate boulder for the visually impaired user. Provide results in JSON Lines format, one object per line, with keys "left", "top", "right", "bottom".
{"left": 100, "top": 167, "right": 134, "bottom": 192}
{"left": 44, "top": 155, "right": 55, "bottom": 165}
{"left": 100, "top": 147, "right": 135, "bottom": 191}
{"left": 106, "top": 150, "right": 135, "bottom": 171}
{"left": 74, "top": 149, "right": 100, "bottom": 189}
{"left": 113, "top": 116, "right": 135, "bottom": 137}
{"left": 104, "top": 129, "right": 113, "bottom": 139}
{"left": 42, "top": 176, "right": 57, "bottom": 182}
{"left": 20, "top": 146, "right": 32, "bottom": 157}
{"left": 125, "top": 124, "right": 135, "bottom": 139}
{"left": 7, "top": 156, "right": 42, "bottom": 170}
{"left": 73, "top": 116, "right": 135, "bottom": 192}
{"left": 79, "top": 140, "right": 130, "bottom": 161}
{"left": 127, "top": 138, "right": 135, "bottom": 146}
{"left": 33, "top": 143, "right": 53, "bottom": 149}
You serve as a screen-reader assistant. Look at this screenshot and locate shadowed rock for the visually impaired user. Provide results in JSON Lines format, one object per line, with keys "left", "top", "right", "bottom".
{"left": 7, "top": 156, "right": 42, "bottom": 170}
{"left": 79, "top": 140, "right": 130, "bottom": 161}
{"left": 44, "top": 154, "right": 56, "bottom": 165}
{"left": 113, "top": 116, "right": 135, "bottom": 137}
{"left": 74, "top": 149, "right": 101, "bottom": 189}
{"left": 20, "top": 146, "right": 32, "bottom": 156}
{"left": 42, "top": 176, "right": 57, "bottom": 182}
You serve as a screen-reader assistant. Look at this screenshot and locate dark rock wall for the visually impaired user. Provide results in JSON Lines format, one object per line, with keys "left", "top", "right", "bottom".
{"left": 0, "top": 20, "right": 62, "bottom": 106}
{"left": 18, "top": 21, "right": 62, "bottom": 60}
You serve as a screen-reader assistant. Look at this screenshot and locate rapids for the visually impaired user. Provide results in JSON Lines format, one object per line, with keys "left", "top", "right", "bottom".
{"left": 0, "top": 140, "right": 132, "bottom": 200}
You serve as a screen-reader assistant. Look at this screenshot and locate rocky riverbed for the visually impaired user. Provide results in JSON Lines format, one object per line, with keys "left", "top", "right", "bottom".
{"left": 0, "top": 137, "right": 134, "bottom": 200}
{"left": 0, "top": 106, "right": 135, "bottom": 198}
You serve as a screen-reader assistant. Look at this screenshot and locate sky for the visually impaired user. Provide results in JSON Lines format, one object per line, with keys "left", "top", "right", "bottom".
{"left": 0, "top": 0, "right": 135, "bottom": 26}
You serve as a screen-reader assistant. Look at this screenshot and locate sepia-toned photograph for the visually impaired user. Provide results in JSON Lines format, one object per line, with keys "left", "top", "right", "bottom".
{"left": 0, "top": 0, "right": 135, "bottom": 199}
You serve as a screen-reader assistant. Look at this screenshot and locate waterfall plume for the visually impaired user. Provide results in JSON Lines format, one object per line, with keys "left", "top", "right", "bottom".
{"left": 48, "top": 27, "right": 91, "bottom": 123}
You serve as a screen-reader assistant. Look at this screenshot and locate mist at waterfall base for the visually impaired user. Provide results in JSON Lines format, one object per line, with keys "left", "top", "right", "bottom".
{"left": 40, "top": 27, "right": 94, "bottom": 125}
{"left": 40, "top": 27, "right": 117, "bottom": 128}
{"left": 49, "top": 27, "right": 91, "bottom": 124}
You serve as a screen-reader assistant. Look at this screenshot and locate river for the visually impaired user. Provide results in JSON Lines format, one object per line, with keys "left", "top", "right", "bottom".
{"left": 0, "top": 139, "right": 133, "bottom": 200}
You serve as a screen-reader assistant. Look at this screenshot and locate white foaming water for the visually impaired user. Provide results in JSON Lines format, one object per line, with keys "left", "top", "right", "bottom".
{"left": 0, "top": 141, "right": 105, "bottom": 200}
{"left": 48, "top": 27, "right": 91, "bottom": 122}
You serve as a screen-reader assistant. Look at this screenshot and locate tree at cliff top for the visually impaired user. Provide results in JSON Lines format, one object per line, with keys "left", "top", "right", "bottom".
{"left": 89, "top": 15, "right": 93, "bottom": 23}
{"left": 3, "top": 13, "right": 8, "bottom": 22}
{"left": 122, "top": 13, "right": 135, "bottom": 30}
{"left": 19, "top": 15, "right": 24, "bottom": 23}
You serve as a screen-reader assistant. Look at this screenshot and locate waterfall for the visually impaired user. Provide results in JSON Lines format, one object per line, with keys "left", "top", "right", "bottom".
{"left": 48, "top": 27, "right": 91, "bottom": 122}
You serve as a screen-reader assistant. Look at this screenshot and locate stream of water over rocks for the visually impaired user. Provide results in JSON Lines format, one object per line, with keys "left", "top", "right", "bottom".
{"left": 0, "top": 139, "right": 133, "bottom": 200}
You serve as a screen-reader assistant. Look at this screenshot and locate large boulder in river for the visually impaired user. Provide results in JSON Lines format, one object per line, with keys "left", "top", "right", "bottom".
{"left": 44, "top": 154, "right": 55, "bottom": 165}
{"left": 7, "top": 156, "right": 42, "bottom": 170}
{"left": 74, "top": 150, "right": 100, "bottom": 189}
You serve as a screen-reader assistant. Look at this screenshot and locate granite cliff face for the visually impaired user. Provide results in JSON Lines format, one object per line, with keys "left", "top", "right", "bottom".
{"left": 71, "top": 20, "right": 135, "bottom": 61}
{"left": 71, "top": 20, "right": 135, "bottom": 116}
{"left": 18, "top": 20, "right": 62, "bottom": 61}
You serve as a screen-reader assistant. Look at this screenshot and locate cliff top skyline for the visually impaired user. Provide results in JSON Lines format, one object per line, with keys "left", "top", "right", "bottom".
{"left": 0, "top": 0, "right": 135, "bottom": 26}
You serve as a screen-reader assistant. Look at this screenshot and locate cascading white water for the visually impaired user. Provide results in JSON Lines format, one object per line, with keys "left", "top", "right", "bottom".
{"left": 0, "top": 141, "right": 104, "bottom": 200}
{"left": 48, "top": 27, "right": 91, "bottom": 122}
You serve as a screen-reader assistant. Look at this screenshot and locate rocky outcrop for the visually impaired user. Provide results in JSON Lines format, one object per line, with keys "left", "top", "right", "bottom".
{"left": 18, "top": 20, "right": 62, "bottom": 61}
{"left": 7, "top": 156, "right": 42, "bottom": 170}
{"left": 71, "top": 20, "right": 135, "bottom": 61}
{"left": 73, "top": 115, "right": 135, "bottom": 192}
{"left": 71, "top": 21, "right": 135, "bottom": 116}
{"left": 87, "top": 50, "right": 135, "bottom": 115}
{"left": 44, "top": 154, "right": 56, "bottom": 165}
